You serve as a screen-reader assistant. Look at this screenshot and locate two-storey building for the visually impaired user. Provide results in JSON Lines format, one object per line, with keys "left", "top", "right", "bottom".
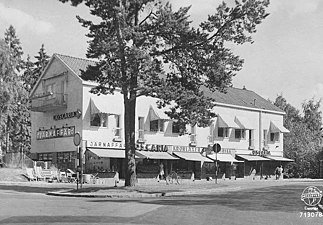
{"left": 30, "top": 54, "right": 292, "bottom": 180}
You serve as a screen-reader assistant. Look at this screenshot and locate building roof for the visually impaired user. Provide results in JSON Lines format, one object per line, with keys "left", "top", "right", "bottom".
{"left": 55, "top": 53, "right": 284, "bottom": 113}
{"left": 203, "top": 87, "right": 284, "bottom": 113}
{"left": 55, "top": 53, "right": 96, "bottom": 76}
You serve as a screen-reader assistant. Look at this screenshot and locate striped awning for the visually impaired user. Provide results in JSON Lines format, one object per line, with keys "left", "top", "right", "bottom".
{"left": 135, "top": 151, "right": 178, "bottom": 160}
{"left": 270, "top": 121, "right": 289, "bottom": 133}
{"left": 265, "top": 155, "right": 294, "bottom": 162}
{"left": 173, "top": 152, "right": 213, "bottom": 162}
{"left": 87, "top": 148, "right": 125, "bottom": 158}
{"left": 207, "top": 153, "right": 243, "bottom": 163}
{"left": 148, "top": 105, "right": 170, "bottom": 121}
{"left": 236, "top": 154, "right": 270, "bottom": 161}
{"left": 235, "top": 116, "right": 253, "bottom": 130}
{"left": 218, "top": 114, "right": 239, "bottom": 128}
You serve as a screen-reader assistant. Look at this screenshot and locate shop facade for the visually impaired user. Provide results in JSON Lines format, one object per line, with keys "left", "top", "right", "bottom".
{"left": 30, "top": 54, "right": 292, "bottom": 180}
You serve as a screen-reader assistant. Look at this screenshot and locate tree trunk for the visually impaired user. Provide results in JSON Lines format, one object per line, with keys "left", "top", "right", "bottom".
{"left": 124, "top": 94, "right": 137, "bottom": 186}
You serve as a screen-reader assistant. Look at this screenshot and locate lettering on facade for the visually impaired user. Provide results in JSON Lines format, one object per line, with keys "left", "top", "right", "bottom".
{"left": 36, "top": 126, "right": 75, "bottom": 140}
{"left": 136, "top": 144, "right": 169, "bottom": 152}
{"left": 172, "top": 145, "right": 203, "bottom": 153}
{"left": 53, "top": 109, "right": 82, "bottom": 121}
{"left": 251, "top": 149, "right": 271, "bottom": 156}
{"left": 87, "top": 141, "right": 125, "bottom": 149}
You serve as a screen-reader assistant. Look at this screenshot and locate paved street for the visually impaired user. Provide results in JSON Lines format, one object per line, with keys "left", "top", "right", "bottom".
{"left": 0, "top": 180, "right": 323, "bottom": 225}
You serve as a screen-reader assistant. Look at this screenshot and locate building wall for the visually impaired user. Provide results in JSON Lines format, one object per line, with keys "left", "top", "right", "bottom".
{"left": 30, "top": 58, "right": 83, "bottom": 155}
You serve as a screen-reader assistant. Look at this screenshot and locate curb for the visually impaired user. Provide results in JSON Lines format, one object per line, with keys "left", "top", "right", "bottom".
{"left": 47, "top": 186, "right": 241, "bottom": 198}
{"left": 47, "top": 189, "right": 165, "bottom": 198}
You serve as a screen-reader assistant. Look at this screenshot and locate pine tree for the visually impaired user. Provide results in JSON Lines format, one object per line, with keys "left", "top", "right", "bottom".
{"left": 4, "top": 25, "right": 24, "bottom": 72}
{"left": 61, "top": 0, "right": 270, "bottom": 186}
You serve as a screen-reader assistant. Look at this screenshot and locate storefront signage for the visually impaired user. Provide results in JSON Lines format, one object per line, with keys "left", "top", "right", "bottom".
{"left": 136, "top": 144, "right": 169, "bottom": 152}
{"left": 251, "top": 149, "right": 271, "bottom": 156}
{"left": 87, "top": 141, "right": 125, "bottom": 149}
{"left": 172, "top": 145, "right": 203, "bottom": 152}
{"left": 36, "top": 126, "right": 75, "bottom": 140}
{"left": 53, "top": 109, "right": 82, "bottom": 121}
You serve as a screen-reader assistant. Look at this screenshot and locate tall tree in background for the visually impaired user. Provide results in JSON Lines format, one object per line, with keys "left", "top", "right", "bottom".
{"left": 4, "top": 25, "right": 24, "bottom": 72}
{"left": 60, "top": 0, "right": 270, "bottom": 186}
{"left": 274, "top": 95, "right": 322, "bottom": 178}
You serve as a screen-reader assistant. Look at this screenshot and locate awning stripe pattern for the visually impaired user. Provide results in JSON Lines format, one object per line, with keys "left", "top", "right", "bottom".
{"left": 270, "top": 121, "right": 289, "bottom": 133}
{"left": 207, "top": 153, "right": 243, "bottom": 163}
{"left": 173, "top": 152, "right": 213, "bottom": 162}
{"left": 236, "top": 154, "right": 270, "bottom": 161}
{"left": 135, "top": 151, "right": 178, "bottom": 160}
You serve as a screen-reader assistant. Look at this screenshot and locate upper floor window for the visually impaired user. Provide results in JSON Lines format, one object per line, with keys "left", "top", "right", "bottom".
{"left": 263, "top": 129, "right": 268, "bottom": 145}
{"left": 190, "top": 125, "right": 196, "bottom": 143}
{"left": 45, "top": 83, "right": 56, "bottom": 99}
{"left": 235, "top": 129, "right": 246, "bottom": 139}
{"left": 172, "top": 121, "right": 181, "bottom": 134}
{"left": 114, "top": 115, "right": 121, "bottom": 138}
{"left": 138, "top": 117, "right": 145, "bottom": 140}
{"left": 91, "top": 113, "right": 108, "bottom": 127}
{"left": 218, "top": 127, "right": 229, "bottom": 138}
{"left": 150, "top": 120, "right": 164, "bottom": 132}
{"left": 270, "top": 132, "right": 280, "bottom": 142}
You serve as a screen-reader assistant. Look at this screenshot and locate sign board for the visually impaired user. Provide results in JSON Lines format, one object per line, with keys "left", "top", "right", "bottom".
{"left": 213, "top": 143, "right": 221, "bottom": 153}
{"left": 73, "top": 133, "right": 81, "bottom": 146}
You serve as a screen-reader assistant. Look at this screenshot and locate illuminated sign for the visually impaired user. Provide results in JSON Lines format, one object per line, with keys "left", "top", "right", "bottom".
{"left": 36, "top": 126, "right": 75, "bottom": 140}
{"left": 53, "top": 109, "right": 82, "bottom": 120}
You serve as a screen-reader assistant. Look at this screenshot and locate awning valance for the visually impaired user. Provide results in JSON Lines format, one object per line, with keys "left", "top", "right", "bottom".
{"left": 234, "top": 116, "right": 253, "bottom": 130}
{"left": 236, "top": 154, "right": 270, "bottom": 161}
{"left": 265, "top": 155, "right": 294, "bottom": 162}
{"left": 207, "top": 153, "right": 243, "bottom": 163}
{"left": 149, "top": 105, "right": 170, "bottom": 121}
{"left": 218, "top": 114, "right": 239, "bottom": 128}
{"left": 173, "top": 152, "right": 213, "bottom": 162}
{"left": 135, "top": 151, "right": 178, "bottom": 160}
{"left": 87, "top": 148, "right": 125, "bottom": 158}
{"left": 270, "top": 121, "right": 289, "bottom": 133}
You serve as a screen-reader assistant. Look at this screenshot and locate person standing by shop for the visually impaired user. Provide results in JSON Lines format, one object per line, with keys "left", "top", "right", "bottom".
{"left": 157, "top": 162, "right": 165, "bottom": 182}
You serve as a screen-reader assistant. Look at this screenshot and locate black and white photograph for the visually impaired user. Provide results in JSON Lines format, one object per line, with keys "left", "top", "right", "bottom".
{"left": 0, "top": 0, "right": 322, "bottom": 224}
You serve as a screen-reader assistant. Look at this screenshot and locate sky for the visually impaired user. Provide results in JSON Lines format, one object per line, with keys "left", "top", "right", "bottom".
{"left": 0, "top": 0, "right": 323, "bottom": 112}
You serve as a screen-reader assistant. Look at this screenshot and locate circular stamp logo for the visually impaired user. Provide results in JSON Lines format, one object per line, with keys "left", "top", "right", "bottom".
{"left": 301, "top": 186, "right": 322, "bottom": 206}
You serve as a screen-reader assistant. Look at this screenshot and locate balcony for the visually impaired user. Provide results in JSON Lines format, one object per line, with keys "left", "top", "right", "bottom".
{"left": 31, "top": 92, "right": 67, "bottom": 112}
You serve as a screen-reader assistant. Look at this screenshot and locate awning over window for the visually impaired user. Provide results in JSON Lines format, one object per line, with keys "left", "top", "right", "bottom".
{"left": 207, "top": 153, "right": 243, "bottom": 163}
{"left": 265, "top": 155, "right": 294, "bottom": 162}
{"left": 87, "top": 148, "right": 125, "bottom": 158}
{"left": 270, "top": 121, "right": 289, "bottom": 133}
{"left": 90, "top": 98, "right": 122, "bottom": 115}
{"left": 173, "top": 152, "right": 213, "bottom": 162}
{"left": 234, "top": 116, "right": 253, "bottom": 130}
{"left": 135, "top": 151, "right": 178, "bottom": 160}
{"left": 236, "top": 154, "right": 270, "bottom": 161}
{"left": 218, "top": 114, "right": 239, "bottom": 128}
{"left": 149, "top": 105, "right": 170, "bottom": 121}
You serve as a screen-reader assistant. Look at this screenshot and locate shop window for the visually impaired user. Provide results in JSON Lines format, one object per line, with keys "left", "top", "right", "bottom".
{"left": 38, "top": 153, "right": 53, "bottom": 161}
{"left": 150, "top": 120, "right": 164, "bottom": 132}
{"left": 235, "top": 129, "right": 245, "bottom": 139}
{"left": 218, "top": 127, "right": 229, "bottom": 138}
{"left": 270, "top": 132, "right": 280, "bottom": 142}
{"left": 91, "top": 113, "right": 108, "bottom": 127}
{"left": 114, "top": 115, "right": 121, "bottom": 138}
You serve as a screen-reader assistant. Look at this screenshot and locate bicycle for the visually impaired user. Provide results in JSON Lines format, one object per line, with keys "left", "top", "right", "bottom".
{"left": 166, "top": 171, "right": 182, "bottom": 185}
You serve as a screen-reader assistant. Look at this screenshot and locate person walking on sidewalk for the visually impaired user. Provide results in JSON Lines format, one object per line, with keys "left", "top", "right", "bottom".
{"left": 157, "top": 162, "right": 165, "bottom": 182}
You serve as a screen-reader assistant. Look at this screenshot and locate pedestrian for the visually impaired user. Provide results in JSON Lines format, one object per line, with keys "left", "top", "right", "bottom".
{"left": 278, "top": 165, "right": 283, "bottom": 180}
{"left": 157, "top": 162, "right": 164, "bottom": 182}
{"left": 275, "top": 166, "right": 280, "bottom": 180}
